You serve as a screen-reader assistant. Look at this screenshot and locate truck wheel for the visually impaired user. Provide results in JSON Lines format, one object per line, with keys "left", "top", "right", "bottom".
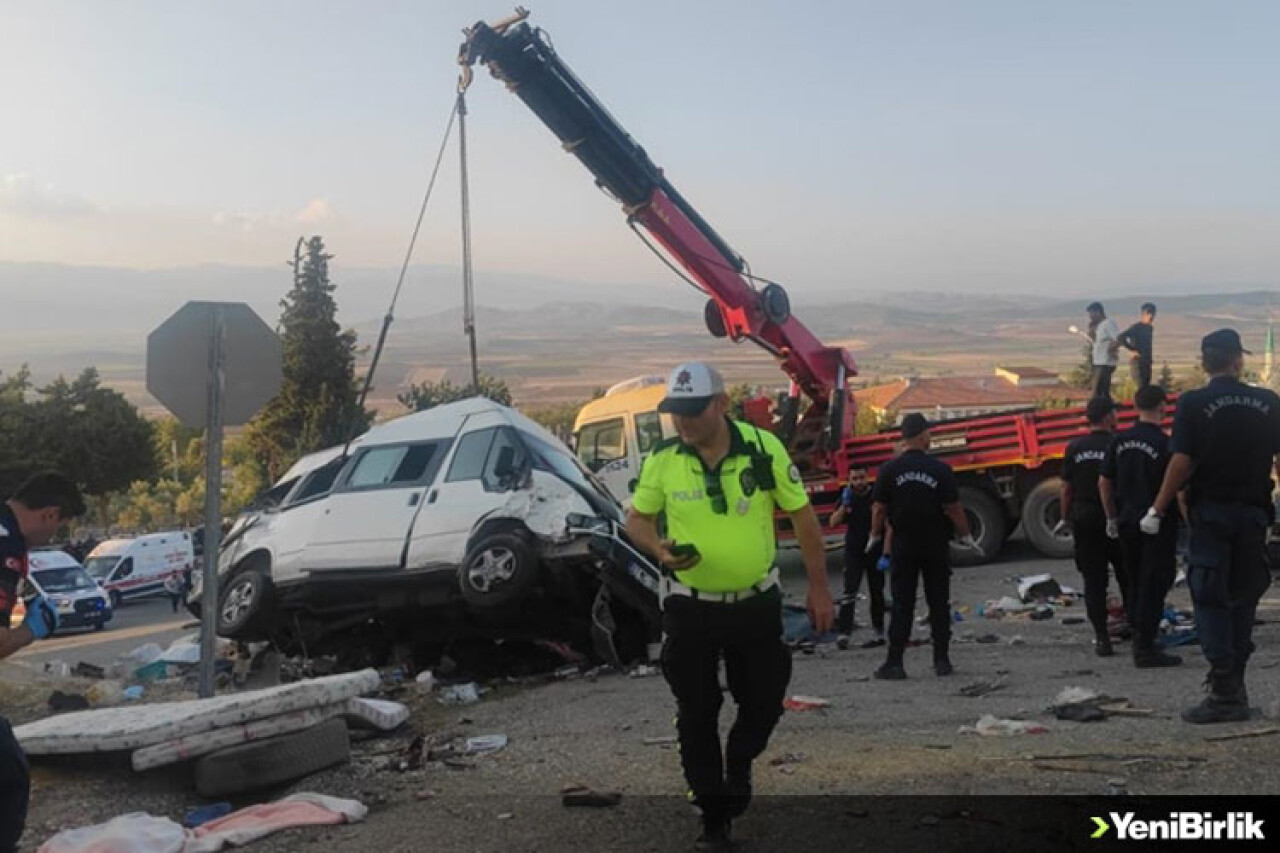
{"left": 951, "top": 486, "right": 1006, "bottom": 567}
{"left": 217, "top": 563, "right": 274, "bottom": 640}
{"left": 194, "top": 718, "right": 350, "bottom": 798}
{"left": 459, "top": 529, "right": 540, "bottom": 609}
{"left": 1022, "top": 479, "right": 1074, "bottom": 559}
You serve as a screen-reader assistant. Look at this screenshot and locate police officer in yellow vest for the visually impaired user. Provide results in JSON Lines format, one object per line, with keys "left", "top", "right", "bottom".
{"left": 626, "top": 362, "right": 834, "bottom": 852}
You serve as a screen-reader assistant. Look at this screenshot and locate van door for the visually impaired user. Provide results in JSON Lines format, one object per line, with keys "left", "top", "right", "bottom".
{"left": 405, "top": 421, "right": 528, "bottom": 571}
{"left": 304, "top": 441, "right": 447, "bottom": 571}
{"left": 576, "top": 417, "right": 631, "bottom": 503}
{"left": 273, "top": 457, "right": 347, "bottom": 580}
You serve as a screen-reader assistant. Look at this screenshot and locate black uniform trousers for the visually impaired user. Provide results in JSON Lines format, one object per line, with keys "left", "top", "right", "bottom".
{"left": 1118, "top": 522, "right": 1178, "bottom": 648}
{"left": 886, "top": 541, "right": 951, "bottom": 658}
{"left": 1130, "top": 358, "right": 1152, "bottom": 389}
{"left": 838, "top": 538, "right": 886, "bottom": 634}
{"left": 1072, "top": 506, "right": 1130, "bottom": 635}
{"left": 1186, "top": 501, "right": 1273, "bottom": 676}
{"left": 660, "top": 586, "right": 791, "bottom": 820}
{"left": 0, "top": 716, "right": 28, "bottom": 853}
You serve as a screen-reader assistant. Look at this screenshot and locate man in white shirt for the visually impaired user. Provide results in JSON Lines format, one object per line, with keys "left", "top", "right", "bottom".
{"left": 1087, "top": 301, "right": 1120, "bottom": 399}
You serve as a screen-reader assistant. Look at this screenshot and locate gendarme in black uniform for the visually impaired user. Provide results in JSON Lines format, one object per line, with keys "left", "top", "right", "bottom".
{"left": 1119, "top": 321, "right": 1154, "bottom": 387}
{"left": 836, "top": 483, "right": 885, "bottom": 638}
{"left": 873, "top": 444, "right": 959, "bottom": 673}
{"left": 1172, "top": 359, "right": 1279, "bottom": 715}
{"left": 0, "top": 504, "right": 31, "bottom": 853}
{"left": 1101, "top": 413, "right": 1177, "bottom": 664}
{"left": 1062, "top": 405, "right": 1129, "bottom": 652}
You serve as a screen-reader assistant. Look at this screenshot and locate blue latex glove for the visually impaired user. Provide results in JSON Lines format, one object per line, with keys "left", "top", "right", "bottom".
{"left": 22, "top": 595, "right": 59, "bottom": 640}
{"left": 840, "top": 486, "right": 852, "bottom": 508}
{"left": 876, "top": 555, "right": 892, "bottom": 573}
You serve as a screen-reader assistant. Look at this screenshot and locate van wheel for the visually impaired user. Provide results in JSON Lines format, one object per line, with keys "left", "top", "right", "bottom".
{"left": 218, "top": 566, "right": 274, "bottom": 640}
{"left": 459, "top": 530, "right": 540, "bottom": 609}
{"left": 109, "top": 590, "right": 122, "bottom": 610}
{"left": 950, "top": 486, "right": 1006, "bottom": 567}
{"left": 1022, "top": 479, "right": 1074, "bottom": 559}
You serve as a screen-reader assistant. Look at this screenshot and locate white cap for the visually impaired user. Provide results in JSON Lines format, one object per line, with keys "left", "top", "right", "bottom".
{"left": 658, "top": 362, "right": 725, "bottom": 416}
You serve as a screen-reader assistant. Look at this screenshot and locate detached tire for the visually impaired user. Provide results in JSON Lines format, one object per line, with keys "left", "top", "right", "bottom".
{"left": 217, "top": 563, "right": 274, "bottom": 641}
{"left": 950, "top": 486, "right": 1006, "bottom": 567}
{"left": 1022, "top": 478, "right": 1075, "bottom": 559}
{"left": 194, "top": 718, "right": 350, "bottom": 798}
{"left": 459, "top": 529, "right": 540, "bottom": 609}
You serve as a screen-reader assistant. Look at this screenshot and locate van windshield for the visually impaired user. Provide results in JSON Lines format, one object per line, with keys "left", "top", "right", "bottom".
{"left": 519, "top": 430, "right": 621, "bottom": 519}
{"left": 34, "top": 566, "right": 99, "bottom": 593}
{"left": 84, "top": 556, "right": 119, "bottom": 581}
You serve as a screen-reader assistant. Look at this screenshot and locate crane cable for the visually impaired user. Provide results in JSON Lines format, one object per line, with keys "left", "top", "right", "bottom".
{"left": 345, "top": 93, "right": 463, "bottom": 452}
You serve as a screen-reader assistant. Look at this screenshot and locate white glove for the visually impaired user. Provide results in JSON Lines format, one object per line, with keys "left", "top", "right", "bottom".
{"left": 1139, "top": 508, "right": 1162, "bottom": 535}
{"left": 1052, "top": 520, "right": 1071, "bottom": 537}
{"left": 956, "top": 534, "right": 981, "bottom": 553}
{"left": 1105, "top": 518, "right": 1120, "bottom": 540}
{"left": 864, "top": 535, "right": 882, "bottom": 554}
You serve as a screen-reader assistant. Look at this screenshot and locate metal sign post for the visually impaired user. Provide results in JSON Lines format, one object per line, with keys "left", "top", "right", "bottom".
{"left": 199, "top": 307, "right": 226, "bottom": 698}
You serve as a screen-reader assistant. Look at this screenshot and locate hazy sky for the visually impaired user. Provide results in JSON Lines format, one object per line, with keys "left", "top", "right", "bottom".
{"left": 2, "top": 0, "right": 1279, "bottom": 296}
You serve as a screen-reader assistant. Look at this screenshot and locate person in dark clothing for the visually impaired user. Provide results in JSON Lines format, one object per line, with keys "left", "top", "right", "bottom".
{"left": 1118, "top": 303, "right": 1157, "bottom": 390}
{"left": 1099, "top": 385, "right": 1181, "bottom": 668}
{"left": 0, "top": 473, "right": 87, "bottom": 853}
{"left": 1144, "top": 329, "right": 1278, "bottom": 724}
{"left": 830, "top": 467, "right": 887, "bottom": 648}
{"left": 870, "top": 414, "right": 979, "bottom": 680}
{"left": 1059, "top": 396, "right": 1130, "bottom": 656}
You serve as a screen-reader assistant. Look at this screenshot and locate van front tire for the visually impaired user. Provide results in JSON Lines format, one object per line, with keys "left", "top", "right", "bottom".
{"left": 459, "top": 530, "right": 540, "bottom": 609}
{"left": 217, "top": 564, "right": 274, "bottom": 641}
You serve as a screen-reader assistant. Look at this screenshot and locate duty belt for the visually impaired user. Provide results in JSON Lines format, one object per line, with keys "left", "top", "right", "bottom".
{"left": 661, "top": 568, "right": 780, "bottom": 604}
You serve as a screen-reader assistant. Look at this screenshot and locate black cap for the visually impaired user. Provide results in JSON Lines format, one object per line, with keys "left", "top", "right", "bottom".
{"left": 900, "top": 413, "right": 930, "bottom": 439}
{"left": 1086, "top": 395, "right": 1115, "bottom": 424}
{"left": 1201, "top": 328, "right": 1251, "bottom": 355}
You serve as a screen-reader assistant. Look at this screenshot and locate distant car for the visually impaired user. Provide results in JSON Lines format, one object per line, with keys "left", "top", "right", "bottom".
{"left": 85, "top": 531, "right": 195, "bottom": 609}
{"left": 24, "top": 549, "right": 113, "bottom": 632}
{"left": 190, "top": 398, "right": 661, "bottom": 662}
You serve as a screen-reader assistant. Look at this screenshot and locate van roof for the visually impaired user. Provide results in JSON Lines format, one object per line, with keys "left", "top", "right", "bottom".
{"left": 574, "top": 381, "right": 668, "bottom": 431}
{"left": 87, "top": 539, "right": 132, "bottom": 557}
{"left": 28, "top": 550, "right": 82, "bottom": 571}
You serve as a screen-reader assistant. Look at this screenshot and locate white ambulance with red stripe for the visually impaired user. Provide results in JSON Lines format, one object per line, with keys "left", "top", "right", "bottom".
{"left": 84, "top": 532, "right": 194, "bottom": 608}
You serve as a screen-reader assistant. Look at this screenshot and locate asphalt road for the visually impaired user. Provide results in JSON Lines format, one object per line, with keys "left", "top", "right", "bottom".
{"left": 12, "top": 593, "right": 194, "bottom": 673}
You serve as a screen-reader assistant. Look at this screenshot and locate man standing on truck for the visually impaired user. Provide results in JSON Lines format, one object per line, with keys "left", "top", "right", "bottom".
{"left": 0, "top": 473, "right": 86, "bottom": 853}
{"left": 1060, "top": 396, "right": 1129, "bottom": 656}
{"left": 869, "top": 414, "right": 979, "bottom": 680}
{"left": 1118, "top": 303, "right": 1158, "bottom": 390}
{"left": 1143, "top": 329, "right": 1278, "bottom": 724}
{"left": 1087, "top": 302, "right": 1121, "bottom": 399}
{"left": 1099, "top": 385, "right": 1181, "bottom": 668}
{"left": 829, "top": 466, "right": 887, "bottom": 649}
{"left": 626, "top": 361, "right": 833, "bottom": 852}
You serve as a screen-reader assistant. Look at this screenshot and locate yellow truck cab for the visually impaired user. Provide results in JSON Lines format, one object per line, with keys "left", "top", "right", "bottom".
{"left": 573, "top": 376, "right": 674, "bottom": 505}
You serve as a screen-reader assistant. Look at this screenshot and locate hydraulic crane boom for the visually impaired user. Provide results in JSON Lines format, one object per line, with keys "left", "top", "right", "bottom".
{"left": 459, "top": 9, "right": 856, "bottom": 473}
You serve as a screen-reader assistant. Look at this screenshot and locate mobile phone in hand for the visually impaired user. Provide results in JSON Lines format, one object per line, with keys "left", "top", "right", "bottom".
{"left": 669, "top": 543, "right": 700, "bottom": 560}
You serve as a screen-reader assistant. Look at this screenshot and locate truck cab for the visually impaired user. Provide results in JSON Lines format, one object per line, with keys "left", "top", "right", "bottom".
{"left": 572, "top": 376, "right": 674, "bottom": 505}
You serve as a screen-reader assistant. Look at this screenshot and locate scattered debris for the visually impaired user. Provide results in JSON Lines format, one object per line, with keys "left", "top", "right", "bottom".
{"left": 1054, "top": 687, "right": 1100, "bottom": 707}
{"left": 1054, "top": 704, "right": 1106, "bottom": 723}
{"left": 1018, "top": 574, "right": 1063, "bottom": 602}
{"left": 345, "top": 698, "right": 409, "bottom": 732}
{"left": 629, "top": 664, "right": 659, "bottom": 678}
{"left": 768, "top": 752, "right": 806, "bottom": 767}
{"left": 1062, "top": 617, "right": 1086, "bottom": 626}
{"left": 437, "top": 683, "right": 481, "bottom": 706}
{"left": 47, "top": 691, "right": 89, "bottom": 713}
{"left": 414, "top": 789, "right": 437, "bottom": 801}
{"left": 920, "top": 815, "right": 941, "bottom": 827}
{"left": 975, "top": 634, "right": 1001, "bottom": 644}
{"left": 184, "top": 802, "right": 234, "bottom": 829}
{"left": 783, "top": 695, "right": 831, "bottom": 711}
{"left": 123, "top": 685, "right": 145, "bottom": 701}
{"left": 498, "top": 812, "right": 515, "bottom": 820}
{"left": 43, "top": 661, "right": 71, "bottom": 678}
{"left": 85, "top": 681, "right": 124, "bottom": 708}
{"left": 643, "top": 736, "right": 678, "bottom": 746}
{"left": 957, "top": 680, "right": 1006, "bottom": 698}
{"left": 72, "top": 662, "right": 105, "bottom": 680}
{"left": 1008, "top": 636, "right": 1025, "bottom": 646}
{"left": 465, "top": 734, "right": 509, "bottom": 755}
{"left": 1203, "top": 727, "right": 1280, "bottom": 743}
{"left": 415, "top": 670, "right": 435, "bottom": 694}
{"left": 959, "top": 714, "right": 1049, "bottom": 736}
{"left": 562, "top": 788, "right": 623, "bottom": 808}
{"left": 1029, "top": 606, "right": 1054, "bottom": 621}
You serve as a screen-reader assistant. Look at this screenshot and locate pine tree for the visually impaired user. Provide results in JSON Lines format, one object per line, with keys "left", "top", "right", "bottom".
{"left": 244, "top": 236, "right": 370, "bottom": 482}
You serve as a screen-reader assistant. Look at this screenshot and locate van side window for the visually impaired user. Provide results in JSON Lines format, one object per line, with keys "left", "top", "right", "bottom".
{"left": 576, "top": 418, "right": 626, "bottom": 473}
{"left": 345, "top": 443, "right": 439, "bottom": 490}
{"left": 634, "top": 411, "right": 663, "bottom": 455}
{"left": 290, "top": 458, "right": 345, "bottom": 505}
{"left": 447, "top": 428, "right": 497, "bottom": 482}
{"left": 115, "top": 558, "right": 134, "bottom": 579}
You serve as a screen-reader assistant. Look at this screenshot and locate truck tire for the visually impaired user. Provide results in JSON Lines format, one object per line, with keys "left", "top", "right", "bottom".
{"left": 950, "top": 486, "right": 1006, "bottom": 567}
{"left": 459, "top": 529, "right": 540, "bottom": 609}
{"left": 217, "top": 562, "right": 274, "bottom": 641}
{"left": 194, "top": 718, "right": 350, "bottom": 798}
{"left": 1022, "top": 478, "right": 1074, "bottom": 559}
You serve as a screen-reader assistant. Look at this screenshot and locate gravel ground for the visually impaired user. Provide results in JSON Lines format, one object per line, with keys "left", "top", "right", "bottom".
{"left": 15, "top": 543, "right": 1280, "bottom": 852}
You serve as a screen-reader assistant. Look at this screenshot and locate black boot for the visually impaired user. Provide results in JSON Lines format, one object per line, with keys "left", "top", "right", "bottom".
{"left": 694, "top": 815, "right": 732, "bottom": 852}
{"left": 1233, "top": 660, "right": 1251, "bottom": 708}
{"left": 1182, "top": 671, "right": 1249, "bottom": 725}
{"left": 1133, "top": 640, "right": 1181, "bottom": 668}
{"left": 1094, "top": 630, "right": 1114, "bottom": 657}
{"left": 933, "top": 651, "right": 954, "bottom": 677}
{"left": 875, "top": 647, "right": 907, "bottom": 680}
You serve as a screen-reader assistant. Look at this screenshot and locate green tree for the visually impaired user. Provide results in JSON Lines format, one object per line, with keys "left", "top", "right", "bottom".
{"left": 522, "top": 400, "right": 585, "bottom": 442}
{"left": 244, "top": 236, "right": 370, "bottom": 483}
{"left": 1068, "top": 343, "right": 1095, "bottom": 390}
{"left": 398, "top": 373, "right": 512, "bottom": 412}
